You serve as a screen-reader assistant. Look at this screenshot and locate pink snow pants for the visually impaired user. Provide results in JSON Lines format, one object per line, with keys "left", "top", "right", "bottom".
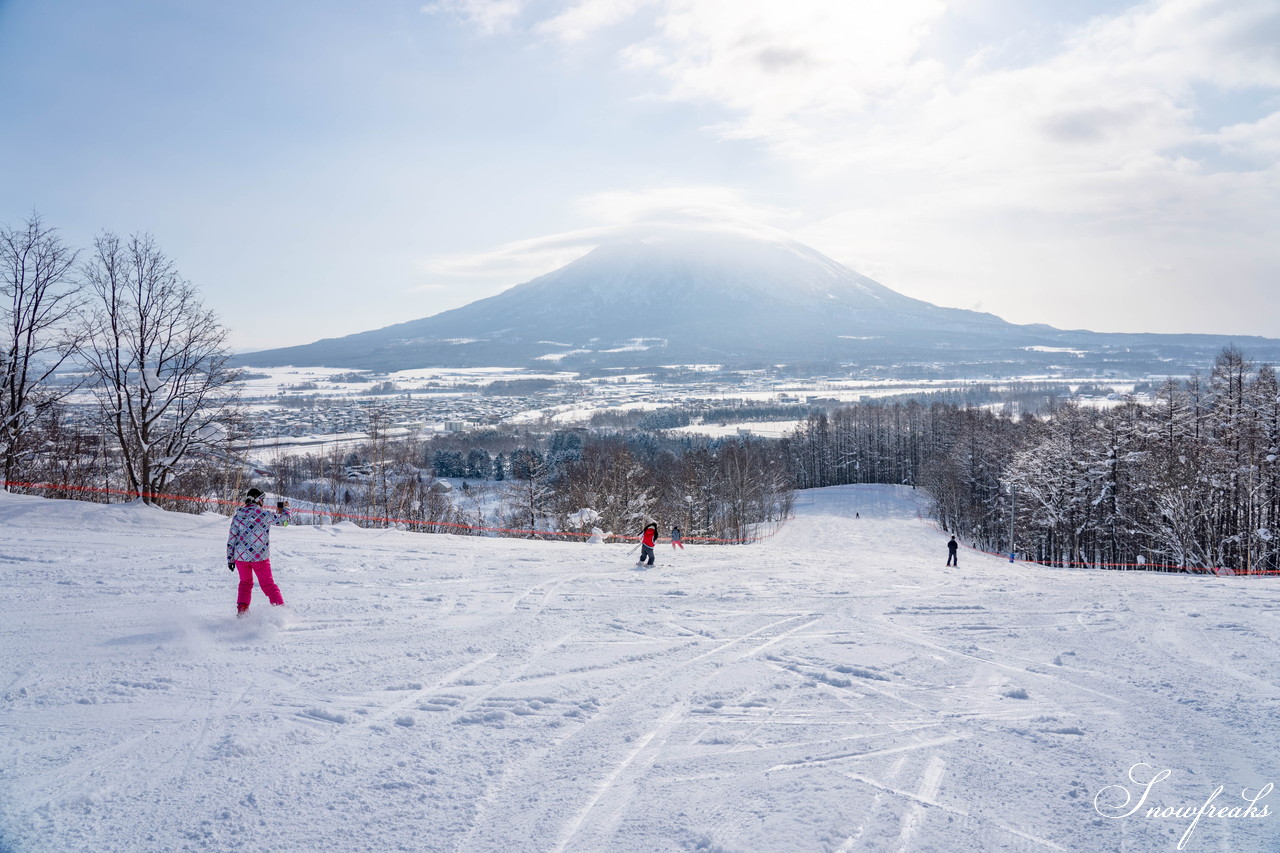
{"left": 236, "top": 560, "right": 284, "bottom": 607}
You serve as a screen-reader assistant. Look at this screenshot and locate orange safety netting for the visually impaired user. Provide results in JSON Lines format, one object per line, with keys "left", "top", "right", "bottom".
{"left": 1, "top": 480, "right": 761, "bottom": 544}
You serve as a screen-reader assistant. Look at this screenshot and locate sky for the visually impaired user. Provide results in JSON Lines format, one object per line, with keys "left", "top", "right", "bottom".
{"left": 2, "top": 0, "right": 1278, "bottom": 352}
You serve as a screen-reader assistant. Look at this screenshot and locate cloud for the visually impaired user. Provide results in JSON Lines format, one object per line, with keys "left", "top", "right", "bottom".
{"left": 625, "top": 0, "right": 949, "bottom": 142}
{"left": 416, "top": 228, "right": 597, "bottom": 283}
{"left": 1038, "top": 105, "right": 1154, "bottom": 146}
{"left": 425, "top": 0, "right": 1280, "bottom": 334}
{"left": 576, "top": 185, "right": 795, "bottom": 232}
{"left": 1211, "top": 110, "right": 1280, "bottom": 160}
{"left": 422, "top": 0, "right": 526, "bottom": 35}
{"left": 503, "top": 0, "right": 1279, "bottom": 211}
{"left": 535, "top": 0, "right": 656, "bottom": 43}
{"left": 611, "top": 0, "right": 1280, "bottom": 331}
{"left": 617, "top": 0, "right": 1280, "bottom": 168}
{"left": 430, "top": 0, "right": 1280, "bottom": 177}
{"left": 416, "top": 185, "right": 796, "bottom": 285}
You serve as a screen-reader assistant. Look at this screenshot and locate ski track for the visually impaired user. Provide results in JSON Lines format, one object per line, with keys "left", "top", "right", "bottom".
{"left": 1, "top": 485, "right": 1278, "bottom": 852}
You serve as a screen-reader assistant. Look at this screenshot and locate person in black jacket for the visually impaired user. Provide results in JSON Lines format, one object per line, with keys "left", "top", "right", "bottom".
{"left": 946, "top": 535, "right": 959, "bottom": 566}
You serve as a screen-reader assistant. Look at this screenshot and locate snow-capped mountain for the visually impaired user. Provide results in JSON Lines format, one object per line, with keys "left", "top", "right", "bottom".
{"left": 239, "top": 231, "right": 1280, "bottom": 374}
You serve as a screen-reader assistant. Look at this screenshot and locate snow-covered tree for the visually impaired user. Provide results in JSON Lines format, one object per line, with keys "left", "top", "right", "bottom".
{"left": 465, "top": 447, "right": 492, "bottom": 480}
{"left": 432, "top": 449, "right": 464, "bottom": 478}
{"left": 503, "top": 451, "right": 552, "bottom": 535}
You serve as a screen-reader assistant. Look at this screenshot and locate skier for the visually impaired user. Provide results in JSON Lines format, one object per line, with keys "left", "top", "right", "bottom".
{"left": 227, "top": 487, "right": 291, "bottom": 617}
{"left": 946, "top": 535, "right": 958, "bottom": 567}
{"left": 637, "top": 522, "right": 658, "bottom": 567}
{"left": 670, "top": 524, "right": 684, "bottom": 550}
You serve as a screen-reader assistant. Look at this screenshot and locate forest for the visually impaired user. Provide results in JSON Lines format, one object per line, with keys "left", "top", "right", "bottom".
{"left": 250, "top": 427, "right": 795, "bottom": 544}
{"left": 12, "top": 337, "right": 1278, "bottom": 569}
{"left": 784, "top": 346, "right": 1279, "bottom": 573}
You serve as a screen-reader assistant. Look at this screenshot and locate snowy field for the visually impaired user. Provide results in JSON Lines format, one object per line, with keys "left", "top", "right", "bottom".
{"left": 669, "top": 420, "right": 804, "bottom": 440}
{"left": 1, "top": 485, "right": 1277, "bottom": 852}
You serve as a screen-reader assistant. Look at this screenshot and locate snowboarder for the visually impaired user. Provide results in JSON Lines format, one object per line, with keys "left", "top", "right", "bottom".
{"left": 227, "top": 487, "right": 291, "bottom": 617}
{"left": 670, "top": 524, "right": 684, "bottom": 550}
{"left": 946, "top": 535, "right": 958, "bottom": 567}
{"left": 637, "top": 522, "right": 658, "bottom": 567}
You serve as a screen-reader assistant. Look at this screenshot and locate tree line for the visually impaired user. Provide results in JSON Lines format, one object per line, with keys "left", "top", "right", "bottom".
{"left": 2, "top": 214, "right": 237, "bottom": 503}
{"left": 782, "top": 347, "right": 1280, "bottom": 573}
{"left": 257, "top": 426, "right": 794, "bottom": 542}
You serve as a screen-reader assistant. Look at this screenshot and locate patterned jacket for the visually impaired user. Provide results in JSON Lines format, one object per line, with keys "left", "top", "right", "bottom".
{"left": 227, "top": 503, "right": 291, "bottom": 563}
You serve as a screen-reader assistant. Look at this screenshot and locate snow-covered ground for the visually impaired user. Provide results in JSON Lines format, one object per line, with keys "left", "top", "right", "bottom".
{"left": 669, "top": 419, "right": 804, "bottom": 439}
{"left": 1, "top": 485, "right": 1276, "bottom": 852}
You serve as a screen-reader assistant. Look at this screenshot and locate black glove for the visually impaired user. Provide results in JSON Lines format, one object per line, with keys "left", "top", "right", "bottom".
{"left": 228, "top": 561, "right": 236, "bottom": 571}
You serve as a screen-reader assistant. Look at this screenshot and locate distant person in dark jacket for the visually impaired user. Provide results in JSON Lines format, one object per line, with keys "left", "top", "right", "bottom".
{"left": 227, "top": 487, "right": 291, "bottom": 617}
{"left": 946, "top": 535, "right": 959, "bottom": 566}
{"left": 671, "top": 525, "right": 684, "bottom": 550}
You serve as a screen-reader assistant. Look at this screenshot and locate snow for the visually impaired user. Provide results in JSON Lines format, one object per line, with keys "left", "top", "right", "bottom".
{"left": 235, "top": 429, "right": 422, "bottom": 460}
{"left": 536, "top": 349, "right": 592, "bottom": 362}
{"left": 2, "top": 485, "right": 1277, "bottom": 852}
{"left": 1023, "top": 347, "right": 1086, "bottom": 357}
{"left": 193, "top": 423, "right": 227, "bottom": 443}
{"left": 141, "top": 367, "right": 165, "bottom": 393}
{"left": 599, "top": 339, "right": 664, "bottom": 354}
{"left": 567, "top": 508, "right": 602, "bottom": 528}
{"left": 226, "top": 366, "right": 576, "bottom": 400}
{"left": 670, "top": 419, "right": 804, "bottom": 439}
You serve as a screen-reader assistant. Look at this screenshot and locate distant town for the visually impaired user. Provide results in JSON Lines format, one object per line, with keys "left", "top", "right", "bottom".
{"left": 213, "top": 365, "right": 1154, "bottom": 463}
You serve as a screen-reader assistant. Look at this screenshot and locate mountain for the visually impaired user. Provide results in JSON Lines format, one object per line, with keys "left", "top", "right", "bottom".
{"left": 238, "top": 231, "right": 1280, "bottom": 375}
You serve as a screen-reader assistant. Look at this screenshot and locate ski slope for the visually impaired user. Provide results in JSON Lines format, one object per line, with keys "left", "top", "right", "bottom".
{"left": 1, "top": 485, "right": 1276, "bottom": 852}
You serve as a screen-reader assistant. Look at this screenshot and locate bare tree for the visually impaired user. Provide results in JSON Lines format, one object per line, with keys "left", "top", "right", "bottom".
{"left": 80, "top": 232, "right": 239, "bottom": 503}
{"left": 0, "top": 213, "right": 84, "bottom": 488}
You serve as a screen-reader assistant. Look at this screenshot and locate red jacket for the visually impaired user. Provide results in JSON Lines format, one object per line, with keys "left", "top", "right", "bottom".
{"left": 642, "top": 527, "right": 657, "bottom": 547}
